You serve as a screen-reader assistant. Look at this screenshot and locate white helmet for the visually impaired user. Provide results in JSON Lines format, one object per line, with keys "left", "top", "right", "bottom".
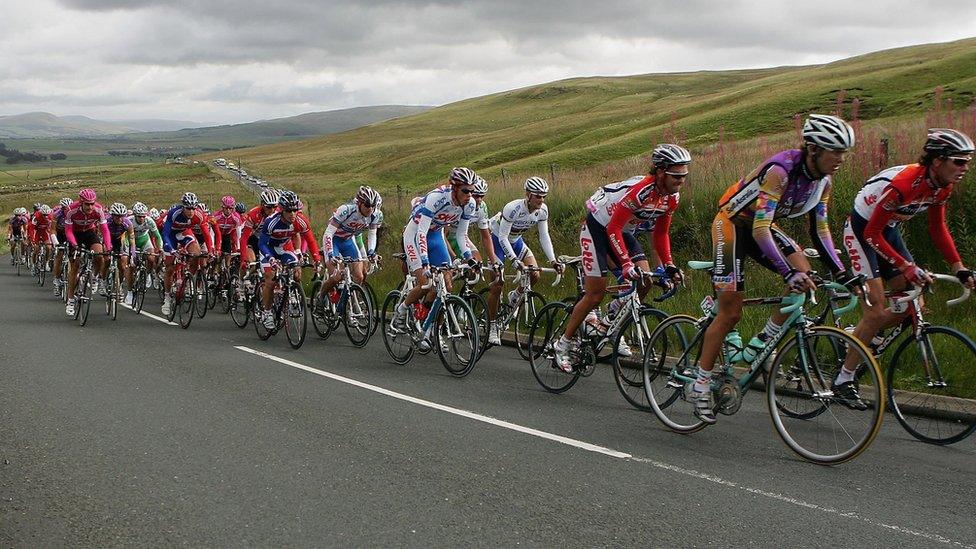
{"left": 40, "top": 204, "right": 52, "bottom": 215}
{"left": 149, "top": 208, "right": 159, "bottom": 218}
{"left": 14, "top": 207, "right": 27, "bottom": 216}
{"left": 802, "top": 114, "right": 855, "bottom": 151}
{"left": 260, "top": 189, "right": 281, "bottom": 207}
{"left": 110, "top": 202, "right": 127, "bottom": 216}
{"left": 356, "top": 185, "right": 381, "bottom": 207}
{"left": 448, "top": 167, "right": 477, "bottom": 186}
{"left": 924, "top": 128, "right": 975, "bottom": 157}
{"left": 132, "top": 202, "right": 148, "bottom": 216}
{"left": 59, "top": 197, "right": 72, "bottom": 208}
{"left": 472, "top": 176, "right": 488, "bottom": 196}
{"left": 181, "top": 192, "right": 199, "bottom": 208}
{"left": 651, "top": 144, "right": 692, "bottom": 169}
{"left": 523, "top": 176, "right": 549, "bottom": 195}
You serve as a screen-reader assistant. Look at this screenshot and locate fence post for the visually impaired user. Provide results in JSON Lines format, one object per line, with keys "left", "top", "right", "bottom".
{"left": 549, "top": 163, "right": 556, "bottom": 185}
{"left": 880, "top": 137, "right": 889, "bottom": 167}
{"left": 396, "top": 184, "right": 403, "bottom": 212}
{"left": 501, "top": 168, "right": 508, "bottom": 187}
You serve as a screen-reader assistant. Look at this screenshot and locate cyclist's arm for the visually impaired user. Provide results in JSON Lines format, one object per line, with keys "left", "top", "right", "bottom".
{"left": 126, "top": 226, "right": 136, "bottom": 255}
{"left": 750, "top": 166, "right": 792, "bottom": 276}
{"left": 149, "top": 222, "right": 163, "bottom": 250}
{"left": 651, "top": 211, "right": 674, "bottom": 267}
{"left": 65, "top": 219, "right": 78, "bottom": 247}
{"left": 927, "top": 202, "right": 963, "bottom": 269}
{"left": 454, "top": 218, "right": 472, "bottom": 260}
{"left": 321, "top": 222, "right": 338, "bottom": 257}
{"left": 300, "top": 224, "right": 320, "bottom": 262}
{"left": 807, "top": 183, "right": 844, "bottom": 274}
{"left": 198, "top": 216, "right": 214, "bottom": 252}
{"left": 366, "top": 226, "right": 378, "bottom": 257}
{"left": 480, "top": 227, "right": 497, "bottom": 264}
{"left": 162, "top": 213, "right": 176, "bottom": 251}
{"left": 536, "top": 217, "right": 557, "bottom": 263}
{"left": 257, "top": 226, "right": 273, "bottom": 258}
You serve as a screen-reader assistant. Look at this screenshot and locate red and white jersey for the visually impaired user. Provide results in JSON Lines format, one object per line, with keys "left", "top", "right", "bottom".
{"left": 64, "top": 201, "right": 107, "bottom": 232}
{"left": 586, "top": 175, "right": 679, "bottom": 232}
{"left": 213, "top": 210, "right": 243, "bottom": 235}
{"left": 31, "top": 210, "right": 53, "bottom": 233}
{"left": 853, "top": 164, "right": 954, "bottom": 226}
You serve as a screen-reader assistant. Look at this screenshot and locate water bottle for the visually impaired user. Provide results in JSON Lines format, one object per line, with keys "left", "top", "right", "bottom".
{"left": 724, "top": 329, "right": 743, "bottom": 363}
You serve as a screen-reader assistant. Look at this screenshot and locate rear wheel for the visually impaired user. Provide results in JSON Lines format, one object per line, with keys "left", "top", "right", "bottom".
{"left": 252, "top": 283, "right": 273, "bottom": 341}
{"left": 514, "top": 291, "right": 546, "bottom": 360}
{"left": 310, "top": 280, "right": 337, "bottom": 340}
{"left": 643, "top": 314, "right": 707, "bottom": 434}
{"left": 382, "top": 290, "right": 414, "bottom": 364}
{"left": 434, "top": 295, "right": 479, "bottom": 377}
{"left": 463, "top": 290, "right": 490, "bottom": 360}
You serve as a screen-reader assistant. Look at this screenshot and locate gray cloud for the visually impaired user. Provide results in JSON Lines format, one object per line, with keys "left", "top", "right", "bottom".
{"left": 1, "top": 0, "right": 974, "bottom": 123}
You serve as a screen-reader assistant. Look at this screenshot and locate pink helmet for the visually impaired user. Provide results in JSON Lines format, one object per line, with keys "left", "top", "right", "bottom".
{"left": 78, "top": 188, "right": 97, "bottom": 204}
{"left": 221, "top": 195, "right": 236, "bottom": 208}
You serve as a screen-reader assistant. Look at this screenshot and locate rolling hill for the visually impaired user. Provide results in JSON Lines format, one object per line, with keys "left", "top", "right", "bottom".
{"left": 217, "top": 37, "right": 976, "bottom": 192}
{"left": 0, "top": 112, "right": 139, "bottom": 138}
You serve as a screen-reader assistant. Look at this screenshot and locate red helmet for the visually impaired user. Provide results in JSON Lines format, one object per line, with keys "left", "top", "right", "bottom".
{"left": 221, "top": 195, "right": 236, "bottom": 208}
{"left": 78, "top": 188, "right": 97, "bottom": 204}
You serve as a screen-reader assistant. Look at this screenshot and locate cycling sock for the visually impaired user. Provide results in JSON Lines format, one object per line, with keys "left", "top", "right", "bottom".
{"left": 761, "top": 318, "right": 782, "bottom": 340}
{"left": 694, "top": 368, "right": 712, "bottom": 393}
{"left": 835, "top": 367, "right": 856, "bottom": 384}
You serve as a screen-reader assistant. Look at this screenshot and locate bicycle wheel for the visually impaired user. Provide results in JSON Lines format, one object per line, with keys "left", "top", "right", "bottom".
{"left": 134, "top": 268, "right": 147, "bottom": 313}
{"left": 643, "top": 314, "right": 707, "bottom": 434}
{"left": 77, "top": 271, "right": 93, "bottom": 326}
{"left": 37, "top": 250, "right": 46, "bottom": 286}
{"left": 106, "top": 268, "right": 119, "bottom": 321}
{"left": 434, "top": 295, "right": 479, "bottom": 377}
{"left": 381, "top": 290, "right": 414, "bottom": 364}
{"left": 767, "top": 325, "right": 884, "bottom": 465}
{"left": 177, "top": 274, "right": 195, "bottom": 329}
{"left": 887, "top": 326, "right": 976, "bottom": 445}
{"left": 195, "top": 272, "right": 208, "bottom": 319}
{"left": 218, "top": 274, "right": 233, "bottom": 314}
{"left": 230, "top": 280, "right": 250, "bottom": 328}
{"left": 252, "top": 284, "right": 273, "bottom": 340}
{"left": 613, "top": 307, "right": 668, "bottom": 411}
{"left": 284, "top": 282, "right": 307, "bottom": 349}
{"left": 309, "top": 280, "right": 336, "bottom": 340}
{"left": 514, "top": 291, "right": 546, "bottom": 360}
{"left": 343, "top": 283, "right": 373, "bottom": 348}
{"left": 205, "top": 274, "right": 218, "bottom": 311}
{"left": 363, "top": 281, "right": 380, "bottom": 338}
{"left": 463, "top": 290, "right": 490, "bottom": 360}
{"left": 527, "top": 301, "right": 581, "bottom": 393}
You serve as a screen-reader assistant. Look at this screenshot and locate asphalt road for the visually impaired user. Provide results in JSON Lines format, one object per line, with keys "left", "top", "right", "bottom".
{"left": 2, "top": 266, "right": 974, "bottom": 547}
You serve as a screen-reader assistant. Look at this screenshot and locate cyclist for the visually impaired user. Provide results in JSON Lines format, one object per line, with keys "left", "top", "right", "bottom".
{"left": 29, "top": 204, "right": 55, "bottom": 272}
{"left": 553, "top": 144, "right": 691, "bottom": 370}
{"left": 64, "top": 189, "right": 112, "bottom": 317}
{"left": 317, "top": 186, "right": 382, "bottom": 302}
{"left": 839, "top": 128, "right": 975, "bottom": 400}
{"left": 444, "top": 175, "right": 495, "bottom": 265}
{"left": 214, "top": 195, "right": 243, "bottom": 274}
{"left": 51, "top": 197, "right": 73, "bottom": 294}
{"left": 7, "top": 207, "right": 30, "bottom": 265}
{"left": 256, "top": 191, "right": 318, "bottom": 330}
{"left": 161, "top": 192, "right": 213, "bottom": 316}
{"left": 105, "top": 202, "right": 135, "bottom": 297}
{"left": 692, "top": 114, "right": 854, "bottom": 424}
{"left": 485, "top": 177, "right": 561, "bottom": 346}
{"left": 240, "top": 189, "right": 281, "bottom": 274}
{"left": 125, "top": 202, "right": 164, "bottom": 305}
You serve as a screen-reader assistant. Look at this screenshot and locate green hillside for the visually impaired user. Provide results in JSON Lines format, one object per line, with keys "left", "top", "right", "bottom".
{"left": 220, "top": 38, "right": 976, "bottom": 192}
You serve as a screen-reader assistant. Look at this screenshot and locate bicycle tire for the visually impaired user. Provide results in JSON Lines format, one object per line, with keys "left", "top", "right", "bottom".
{"left": 363, "top": 281, "right": 380, "bottom": 338}
{"left": 284, "top": 281, "right": 308, "bottom": 349}
{"left": 252, "top": 283, "right": 273, "bottom": 340}
{"left": 643, "top": 314, "right": 708, "bottom": 434}
{"left": 612, "top": 307, "right": 668, "bottom": 411}
{"left": 106, "top": 267, "right": 119, "bottom": 321}
{"left": 77, "top": 271, "right": 92, "bottom": 326}
{"left": 134, "top": 268, "right": 147, "bottom": 313}
{"left": 767, "top": 325, "right": 884, "bottom": 465}
{"left": 230, "top": 279, "right": 250, "bottom": 328}
{"left": 177, "top": 273, "right": 195, "bottom": 329}
{"left": 462, "top": 290, "right": 490, "bottom": 360}
{"left": 195, "top": 272, "right": 208, "bottom": 319}
{"left": 381, "top": 290, "right": 415, "bottom": 364}
{"left": 514, "top": 291, "right": 547, "bottom": 360}
{"left": 434, "top": 294, "right": 479, "bottom": 377}
{"left": 343, "top": 283, "right": 373, "bottom": 348}
{"left": 527, "top": 301, "right": 580, "bottom": 393}
{"left": 886, "top": 325, "right": 976, "bottom": 445}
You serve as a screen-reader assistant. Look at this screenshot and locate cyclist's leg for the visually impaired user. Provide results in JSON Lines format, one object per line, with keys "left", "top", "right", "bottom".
{"left": 560, "top": 216, "right": 610, "bottom": 341}
{"left": 401, "top": 227, "right": 430, "bottom": 307}
{"left": 699, "top": 212, "right": 746, "bottom": 376}
{"left": 486, "top": 232, "right": 508, "bottom": 319}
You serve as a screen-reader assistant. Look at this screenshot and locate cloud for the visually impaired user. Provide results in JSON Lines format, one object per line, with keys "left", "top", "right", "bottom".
{"left": 1, "top": 0, "right": 974, "bottom": 123}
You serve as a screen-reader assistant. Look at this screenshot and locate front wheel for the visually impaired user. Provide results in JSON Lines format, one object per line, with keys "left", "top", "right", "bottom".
{"left": 612, "top": 307, "right": 668, "bottom": 411}
{"left": 177, "top": 273, "right": 195, "bottom": 329}
{"left": 229, "top": 279, "right": 250, "bottom": 328}
{"left": 343, "top": 284, "right": 373, "bottom": 348}
{"left": 527, "top": 301, "right": 580, "bottom": 393}
{"left": 886, "top": 326, "right": 976, "bottom": 445}
{"left": 381, "top": 290, "right": 414, "bottom": 364}
{"left": 434, "top": 295, "right": 479, "bottom": 377}
{"left": 194, "top": 272, "right": 208, "bottom": 319}
{"left": 767, "top": 325, "right": 884, "bottom": 465}
{"left": 283, "top": 281, "right": 307, "bottom": 349}
{"left": 643, "top": 314, "right": 707, "bottom": 434}
{"left": 514, "top": 291, "right": 547, "bottom": 360}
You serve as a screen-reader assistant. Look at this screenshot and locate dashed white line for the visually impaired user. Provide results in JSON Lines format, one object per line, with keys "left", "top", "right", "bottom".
{"left": 235, "top": 344, "right": 974, "bottom": 549}
{"left": 121, "top": 301, "right": 178, "bottom": 326}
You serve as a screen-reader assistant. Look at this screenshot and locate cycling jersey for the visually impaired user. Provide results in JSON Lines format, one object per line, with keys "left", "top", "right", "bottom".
{"left": 213, "top": 210, "right": 243, "bottom": 253}
{"left": 162, "top": 205, "right": 213, "bottom": 254}
{"left": 129, "top": 215, "right": 163, "bottom": 251}
{"left": 8, "top": 214, "right": 29, "bottom": 238}
{"left": 402, "top": 186, "right": 476, "bottom": 270}
{"left": 489, "top": 199, "right": 556, "bottom": 263}
{"left": 849, "top": 163, "right": 959, "bottom": 269}
{"left": 30, "top": 211, "right": 53, "bottom": 244}
{"left": 107, "top": 216, "right": 134, "bottom": 254}
{"left": 64, "top": 202, "right": 112, "bottom": 250}
{"left": 258, "top": 212, "right": 314, "bottom": 268}
{"left": 585, "top": 175, "right": 678, "bottom": 272}
{"left": 716, "top": 149, "right": 843, "bottom": 276}
{"left": 323, "top": 202, "right": 383, "bottom": 258}
{"left": 239, "top": 205, "right": 275, "bottom": 253}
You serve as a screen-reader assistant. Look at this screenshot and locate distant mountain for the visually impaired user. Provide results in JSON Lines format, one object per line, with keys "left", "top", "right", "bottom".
{"left": 129, "top": 105, "right": 433, "bottom": 144}
{"left": 0, "top": 112, "right": 139, "bottom": 138}
{"left": 104, "top": 118, "right": 206, "bottom": 132}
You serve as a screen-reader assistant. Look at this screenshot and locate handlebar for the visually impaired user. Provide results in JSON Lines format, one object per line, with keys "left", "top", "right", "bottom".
{"left": 894, "top": 273, "right": 971, "bottom": 307}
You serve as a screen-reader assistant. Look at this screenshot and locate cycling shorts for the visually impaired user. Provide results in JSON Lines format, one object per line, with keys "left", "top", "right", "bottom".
{"left": 490, "top": 233, "right": 530, "bottom": 263}
{"left": 579, "top": 213, "right": 644, "bottom": 278}
{"left": 842, "top": 212, "right": 913, "bottom": 281}
{"left": 710, "top": 210, "right": 800, "bottom": 292}
{"left": 330, "top": 235, "right": 363, "bottom": 260}
{"left": 71, "top": 230, "right": 102, "bottom": 251}
{"left": 260, "top": 242, "right": 298, "bottom": 270}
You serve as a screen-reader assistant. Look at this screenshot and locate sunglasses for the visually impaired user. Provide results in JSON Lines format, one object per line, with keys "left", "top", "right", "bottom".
{"left": 458, "top": 188, "right": 474, "bottom": 195}
{"left": 665, "top": 171, "right": 689, "bottom": 179}
{"left": 473, "top": 194, "right": 486, "bottom": 199}
{"left": 949, "top": 157, "right": 971, "bottom": 167}
{"left": 530, "top": 193, "right": 547, "bottom": 199}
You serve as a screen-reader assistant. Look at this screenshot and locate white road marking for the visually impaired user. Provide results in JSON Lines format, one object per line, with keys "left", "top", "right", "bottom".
{"left": 121, "top": 301, "right": 178, "bottom": 326}
{"left": 235, "top": 345, "right": 974, "bottom": 549}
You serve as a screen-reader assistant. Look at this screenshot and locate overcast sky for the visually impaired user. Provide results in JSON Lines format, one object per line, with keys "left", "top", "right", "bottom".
{"left": 2, "top": 0, "right": 975, "bottom": 125}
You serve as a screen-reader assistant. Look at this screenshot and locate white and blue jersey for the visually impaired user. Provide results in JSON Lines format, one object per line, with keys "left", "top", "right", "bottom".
{"left": 488, "top": 199, "right": 556, "bottom": 264}
{"left": 402, "top": 185, "right": 476, "bottom": 271}
{"left": 322, "top": 202, "right": 383, "bottom": 260}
